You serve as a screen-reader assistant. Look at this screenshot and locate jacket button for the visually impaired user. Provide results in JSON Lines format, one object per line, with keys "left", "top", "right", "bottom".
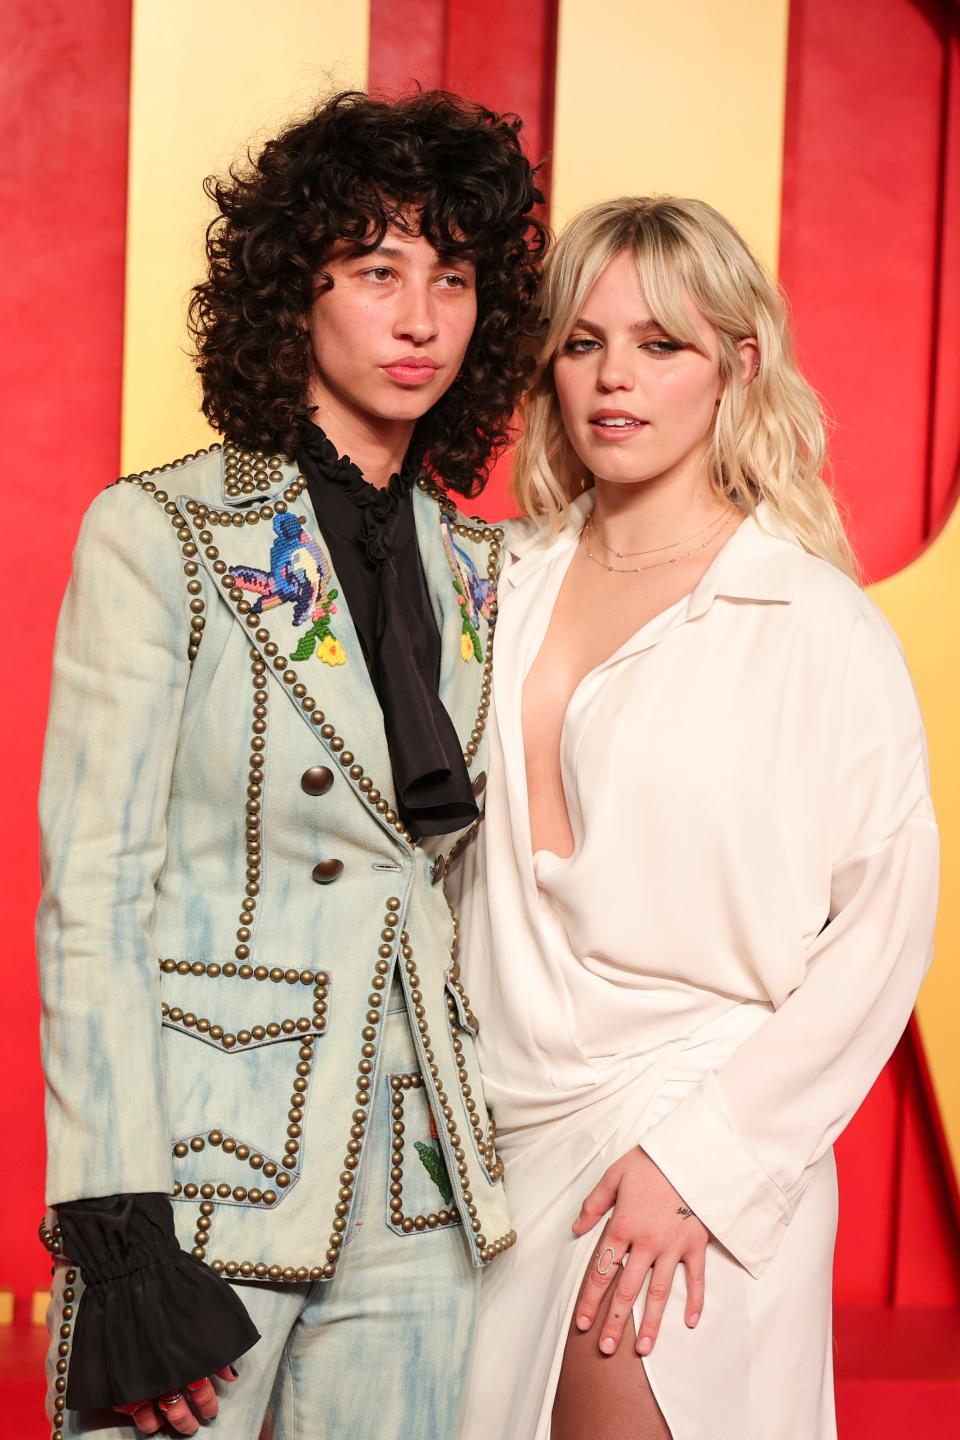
{"left": 302, "top": 766, "right": 334, "bottom": 796}
{"left": 472, "top": 770, "right": 487, "bottom": 797}
{"left": 312, "top": 860, "right": 344, "bottom": 884}
{"left": 431, "top": 855, "right": 446, "bottom": 884}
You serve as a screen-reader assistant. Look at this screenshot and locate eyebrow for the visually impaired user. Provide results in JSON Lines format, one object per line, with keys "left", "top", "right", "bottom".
{"left": 571, "top": 316, "right": 666, "bottom": 337}
{"left": 356, "top": 242, "right": 476, "bottom": 270}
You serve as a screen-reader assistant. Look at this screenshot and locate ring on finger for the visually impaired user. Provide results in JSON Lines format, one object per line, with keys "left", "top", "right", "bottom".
{"left": 157, "top": 1391, "right": 185, "bottom": 1411}
{"left": 594, "top": 1245, "right": 630, "bottom": 1276}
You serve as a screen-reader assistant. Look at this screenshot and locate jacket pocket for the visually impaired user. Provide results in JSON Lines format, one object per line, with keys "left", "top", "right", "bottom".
{"left": 385, "top": 1069, "right": 462, "bottom": 1235}
{"left": 444, "top": 973, "right": 503, "bottom": 1185}
{"left": 159, "top": 958, "right": 329, "bottom": 1050}
{"left": 158, "top": 958, "right": 330, "bottom": 1210}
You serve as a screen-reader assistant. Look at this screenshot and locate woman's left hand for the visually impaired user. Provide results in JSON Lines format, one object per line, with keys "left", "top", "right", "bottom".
{"left": 571, "top": 1147, "right": 708, "bottom": 1357}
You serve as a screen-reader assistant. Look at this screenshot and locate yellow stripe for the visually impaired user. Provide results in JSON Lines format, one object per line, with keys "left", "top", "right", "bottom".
{"left": 870, "top": 511, "right": 960, "bottom": 1184}
{"left": 551, "top": 0, "right": 791, "bottom": 270}
{"left": 121, "top": 0, "right": 369, "bottom": 473}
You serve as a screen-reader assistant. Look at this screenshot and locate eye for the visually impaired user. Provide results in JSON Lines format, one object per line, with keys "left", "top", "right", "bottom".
{"left": 361, "top": 266, "right": 394, "bottom": 284}
{"left": 642, "top": 339, "right": 684, "bottom": 355}
{"left": 437, "top": 273, "right": 470, "bottom": 290}
{"left": 563, "top": 337, "right": 600, "bottom": 354}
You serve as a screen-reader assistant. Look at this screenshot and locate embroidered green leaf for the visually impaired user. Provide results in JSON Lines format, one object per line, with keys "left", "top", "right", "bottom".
{"left": 292, "top": 632, "right": 318, "bottom": 661}
{"left": 291, "top": 616, "right": 332, "bottom": 661}
{"left": 414, "top": 1140, "right": 454, "bottom": 1206}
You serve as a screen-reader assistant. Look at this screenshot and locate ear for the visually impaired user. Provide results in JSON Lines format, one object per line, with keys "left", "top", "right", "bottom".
{"left": 736, "top": 336, "right": 760, "bottom": 386}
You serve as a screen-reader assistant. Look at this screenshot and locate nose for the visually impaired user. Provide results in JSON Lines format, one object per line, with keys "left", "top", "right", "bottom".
{"left": 596, "top": 344, "right": 635, "bottom": 394}
{"left": 394, "top": 283, "right": 438, "bottom": 345}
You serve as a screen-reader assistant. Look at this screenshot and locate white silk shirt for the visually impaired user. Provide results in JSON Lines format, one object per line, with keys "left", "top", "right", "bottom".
{"left": 453, "top": 495, "right": 939, "bottom": 1439}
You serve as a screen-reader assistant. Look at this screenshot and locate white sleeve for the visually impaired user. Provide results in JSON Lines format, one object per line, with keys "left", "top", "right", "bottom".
{"left": 640, "top": 610, "right": 939, "bottom": 1278}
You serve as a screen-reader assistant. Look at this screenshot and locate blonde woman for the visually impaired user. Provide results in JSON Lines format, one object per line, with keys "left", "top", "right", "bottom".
{"left": 451, "top": 198, "right": 939, "bottom": 1440}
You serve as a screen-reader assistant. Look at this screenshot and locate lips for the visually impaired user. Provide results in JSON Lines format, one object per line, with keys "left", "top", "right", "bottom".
{"left": 589, "top": 411, "right": 648, "bottom": 440}
{"left": 382, "top": 356, "right": 440, "bottom": 385}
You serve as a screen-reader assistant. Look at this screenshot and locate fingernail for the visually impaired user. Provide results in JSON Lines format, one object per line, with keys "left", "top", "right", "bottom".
{"left": 229, "top": 1365, "right": 239, "bottom": 1377}
{"left": 687, "top": 1312, "right": 700, "bottom": 1327}
{"left": 599, "top": 1337, "right": 616, "bottom": 1355}
{"left": 575, "top": 1315, "right": 590, "bottom": 1331}
{"left": 638, "top": 1336, "right": 652, "bottom": 1355}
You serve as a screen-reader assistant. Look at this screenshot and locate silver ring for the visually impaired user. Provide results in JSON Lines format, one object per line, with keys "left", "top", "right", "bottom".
{"left": 157, "top": 1392, "right": 184, "bottom": 1411}
{"left": 595, "top": 1245, "right": 618, "bottom": 1275}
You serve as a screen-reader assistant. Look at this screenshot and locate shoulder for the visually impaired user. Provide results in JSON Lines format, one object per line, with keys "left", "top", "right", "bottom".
{"left": 74, "top": 446, "right": 227, "bottom": 576}
{"left": 786, "top": 543, "right": 909, "bottom": 673}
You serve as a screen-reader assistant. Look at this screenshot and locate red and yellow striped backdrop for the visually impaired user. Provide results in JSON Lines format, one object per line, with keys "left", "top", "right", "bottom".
{"left": 3, "top": 0, "right": 958, "bottom": 1353}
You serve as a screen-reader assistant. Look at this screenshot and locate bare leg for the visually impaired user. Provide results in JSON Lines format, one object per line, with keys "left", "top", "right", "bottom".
{"left": 551, "top": 1279, "right": 672, "bottom": 1440}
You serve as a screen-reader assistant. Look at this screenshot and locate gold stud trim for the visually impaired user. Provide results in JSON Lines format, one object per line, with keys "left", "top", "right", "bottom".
{"left": 223, "top": 441, "right": 284, "bottom": 499}
{"left": 47, "top": 1262, "right": 77, "bottom": 1440}
{"left": 240, "top": 649, "right": 267, "bottom": 958}
{"left": 171, "top": 1030, "right": 316, "bottom": 1257}
{"left": 38, "top": 1217, "right": 64, "bottom": 1256}
{"left": 159, "top": 959, "right": 329, "bottom": 1050}
{"left": 388, "top": 1072, "right": 461, "bottom": 1235}
{"left": 445, "top": 992, "right": 503, "bottom": 1183}
{"left": 116, "top": 446, "right": 220, "bottom": 662}
{"left": 399, "top": 928, "right": 515, "bottom": 1265}
{"left": 416, "top": 477, "right": 501, "bottom": 768}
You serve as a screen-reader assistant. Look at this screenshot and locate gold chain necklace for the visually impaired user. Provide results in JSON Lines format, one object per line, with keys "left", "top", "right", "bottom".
{"left": 589, "top": 506, "right": 731, "bottom": 558}
{"left": 582, "top": 510, "right": 735, "bottom": 574}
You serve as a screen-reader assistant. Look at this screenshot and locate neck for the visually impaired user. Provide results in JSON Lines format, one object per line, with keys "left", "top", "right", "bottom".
{"left": 306, "top": 385, "right": 415, "bottom": 490}
{"left": 590, "top": 454, "right": 732, "bottom": 552}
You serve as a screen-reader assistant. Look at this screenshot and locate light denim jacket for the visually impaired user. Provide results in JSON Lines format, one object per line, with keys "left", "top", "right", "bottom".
{"left": 37, "top": 442, "right": 514, "bottom": 1281}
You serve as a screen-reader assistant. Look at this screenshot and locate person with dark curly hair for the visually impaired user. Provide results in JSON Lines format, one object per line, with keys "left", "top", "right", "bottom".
{"left": 38, "top": 88, "right": 545, "bottom": 1440}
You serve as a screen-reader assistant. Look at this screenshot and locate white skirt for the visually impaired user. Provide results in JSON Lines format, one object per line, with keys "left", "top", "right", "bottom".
{"left": 458, "top": 1003, "right": 839, "bottom": 1440}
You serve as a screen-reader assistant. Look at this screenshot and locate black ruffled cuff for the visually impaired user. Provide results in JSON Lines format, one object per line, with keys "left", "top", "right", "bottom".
{"left": 56, "top": 1193, "right": 259, "bottom": 1410}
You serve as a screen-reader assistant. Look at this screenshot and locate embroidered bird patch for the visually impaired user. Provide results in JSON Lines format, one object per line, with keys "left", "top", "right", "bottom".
{"left": 229, "top": 513, "right": 346, "bottom": 666}
{"left": 440, "top": 516, "right": 495, "bottom": 663}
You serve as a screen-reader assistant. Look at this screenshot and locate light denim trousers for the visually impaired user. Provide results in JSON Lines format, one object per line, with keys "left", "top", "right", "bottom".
{"left": 47, "top": 992, "right": 481, "bottom": 1440}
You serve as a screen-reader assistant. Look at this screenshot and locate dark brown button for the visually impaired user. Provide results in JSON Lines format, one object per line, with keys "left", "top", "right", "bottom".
{"left": 302, "top": 766, "right": 334, "bottom": 797}
{"left": 312, "top": 860, "right": 344, "bottom": 884}
{"left": 472, "top": 770, "right": 487, "bottom": 797}
{"left": 431, "top": 855, "right": 446, "bottom": 884}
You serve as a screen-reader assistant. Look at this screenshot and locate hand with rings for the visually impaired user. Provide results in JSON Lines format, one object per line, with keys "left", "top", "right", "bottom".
{"left": 571, "top": 1147, "right": 708, "bottom": 1359}
{"left": 114, "top": 1366, "right": 239, "bottom": 1435}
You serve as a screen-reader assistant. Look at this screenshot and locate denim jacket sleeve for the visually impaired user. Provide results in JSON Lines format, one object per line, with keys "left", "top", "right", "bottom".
{"left": 38, "top": 481, "right": 194, "bottom": 1203}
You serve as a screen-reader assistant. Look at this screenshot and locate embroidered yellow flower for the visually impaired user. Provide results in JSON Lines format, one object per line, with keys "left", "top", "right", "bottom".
{"left": 460, "top": 633, "right": 475, "bottom": 662}
{"left": 318, "top": 636, "right": 346, "bottom": 666}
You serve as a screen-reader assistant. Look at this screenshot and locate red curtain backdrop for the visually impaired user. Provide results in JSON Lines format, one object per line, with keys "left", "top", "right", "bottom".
{"left": 779, "top": 0, "right": 960, "bottom": 1307}
{"left": 1, "top": 0, "right": 132, "bottom": 1299}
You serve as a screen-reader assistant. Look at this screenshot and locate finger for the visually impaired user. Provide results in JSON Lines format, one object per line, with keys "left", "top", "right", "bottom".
{"left": 683, "top": 1248, "right": 706, "bottom": 1327}
{"left": 114, "top": 1401, "right": 163, "bottom": 1435}
{"left": 574, "top": 1226, "right": 628, "bottom": 1332}
{"left": 215, "top": 1363, "right": 240, "bottom": 1383}
{"left": 636, "top": 1256, "right": 678, "bottom": 1356}
{"left": 156, "top": 1395, "right": 199, "bottom": 1436}
{"left": 572, "top": 1167, "right": 620, "bottom": 1235}
{"left": 598, "top": 1252, "right": 649, "bottom": 1356}
{"left": 186, "top": 1377, "right": 219, "bottom": 1420}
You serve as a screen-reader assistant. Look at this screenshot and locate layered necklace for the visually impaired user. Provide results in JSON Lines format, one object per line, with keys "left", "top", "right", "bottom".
{"left": 582, "top": 506, "right": 736, "bottom": 574}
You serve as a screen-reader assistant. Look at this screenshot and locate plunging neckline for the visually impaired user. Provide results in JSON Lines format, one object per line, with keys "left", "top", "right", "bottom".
{"left": 521, "top": 533, "right": 695, "bottom": 868}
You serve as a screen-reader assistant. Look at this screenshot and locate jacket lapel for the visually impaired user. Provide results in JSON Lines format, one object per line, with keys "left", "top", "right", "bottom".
{"left": 178, "top": 451, "right": 404, "bottom": 842}
{"left": 411, "top": 480, "right": 500, "bottom": 787}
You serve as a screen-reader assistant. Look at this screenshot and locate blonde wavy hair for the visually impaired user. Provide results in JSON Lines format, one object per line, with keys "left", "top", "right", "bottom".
{"left": 513, "top": 196, "right": 858, "bottom": 579}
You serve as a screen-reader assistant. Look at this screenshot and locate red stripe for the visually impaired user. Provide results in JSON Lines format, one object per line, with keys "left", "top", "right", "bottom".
{"left": 781, "top": 0, "right": 960, "bottom": 1309}
{"left": 369, "top": 0, "right": 558, "bottom": 519}
{"left": 0, "top": 0, "right": 132, "bottom": 1297}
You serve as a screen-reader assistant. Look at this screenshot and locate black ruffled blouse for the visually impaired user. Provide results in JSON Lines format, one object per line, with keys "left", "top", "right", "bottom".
{"left": 297, "top": 421, "right": 477, "bottom": 837}
{"left": 57, "top": 1194, "right": 258, "bottom": 1409}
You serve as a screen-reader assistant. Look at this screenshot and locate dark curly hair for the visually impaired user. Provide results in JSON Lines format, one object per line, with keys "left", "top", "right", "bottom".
{"left": 188, "top": 89, "right": 547, "bottom": 497}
